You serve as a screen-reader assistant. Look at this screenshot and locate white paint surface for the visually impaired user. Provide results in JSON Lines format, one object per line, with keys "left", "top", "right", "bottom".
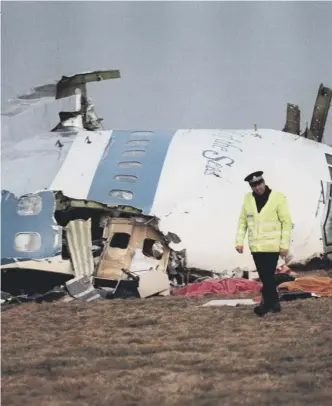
{"left": 50, "top": 131, "right": 113, "bottom": 199}
{"left": 1, "top": 131, "right": 76, "bottom": 196}
{"left": 202, "top": 299, "right": 256, "bottom": 307}
{"left": 152, "top": 129, "right": 332, "bottom": 271}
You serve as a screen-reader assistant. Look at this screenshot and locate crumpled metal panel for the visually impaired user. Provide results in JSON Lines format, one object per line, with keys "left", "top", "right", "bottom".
{"left": 65, "top": 276, "right": 101, "bottom": 302}
{"left": 65, "top": 219, "right": 94, "bottom": 279}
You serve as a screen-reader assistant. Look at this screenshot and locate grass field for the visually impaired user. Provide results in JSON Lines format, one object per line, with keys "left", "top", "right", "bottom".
{"left": 2, "top": 294, "right": 332, "bottom": 406}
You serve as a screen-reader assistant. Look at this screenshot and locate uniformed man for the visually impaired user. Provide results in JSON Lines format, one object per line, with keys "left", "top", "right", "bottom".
{"left": 235, "top": 171, "right": 292, "bottom": 316}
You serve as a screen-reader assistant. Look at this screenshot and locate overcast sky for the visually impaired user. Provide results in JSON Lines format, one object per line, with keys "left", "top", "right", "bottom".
{"left": 2, "top": 1, "right": 332, "bottom": 141}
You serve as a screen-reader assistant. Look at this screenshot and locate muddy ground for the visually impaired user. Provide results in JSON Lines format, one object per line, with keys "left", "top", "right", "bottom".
{"left": 2, "top": 293, "right": 332, "bottom": 406}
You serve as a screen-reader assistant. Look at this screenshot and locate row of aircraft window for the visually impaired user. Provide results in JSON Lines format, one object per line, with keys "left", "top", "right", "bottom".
{"left": 110, "top": 152, "right": 332, "bottom": 224}
{"left": 110, "top": 134, "right": 153, "bottom": 200}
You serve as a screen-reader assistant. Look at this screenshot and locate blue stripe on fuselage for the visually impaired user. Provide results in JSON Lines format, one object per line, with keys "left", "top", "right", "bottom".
{"left": 87, "top": 130, "right": 175, "bottom": 213}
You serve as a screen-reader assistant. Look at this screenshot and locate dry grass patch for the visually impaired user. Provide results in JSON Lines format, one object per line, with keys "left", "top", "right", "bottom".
{"left": 2, "top": 295, "right": 332, "bottom": 406}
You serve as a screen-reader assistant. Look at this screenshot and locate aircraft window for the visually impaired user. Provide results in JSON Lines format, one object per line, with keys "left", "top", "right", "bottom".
{"left": 324, "top": 198, "right": 332, "bottom": 246}
{"left": 326, "top": 154, "right": 332, "bottom": 165}
{"left": 14, "top": 232, "right": 41, "bottom": 252}
{"left": 109, "top": 189, "right": 134, "bottom": 200}
{"left": 142, "top": 238, "right": 164, "bottom": 259}
{"left": 125, "top": 140, "right": 150, "bottom": 147}
{"left": 110, "top": 233, "right": 130, "bottom": 249}
{"left": 17, "top": 195, "right": 42, "bottom": 216}
{"left": 122, "top": 150, "right": 146, "bottom": 157}
{"left": 113, "top": 175, "right": 138, "bottom": 183}
{"left": 130, "top": 131, "right": 154, "bottom": 137}
{"left": 143, "top": 238, "right": 157, "bottom": 258}
{"left": 118, "top": 161, "right": 142, "bottom": 169}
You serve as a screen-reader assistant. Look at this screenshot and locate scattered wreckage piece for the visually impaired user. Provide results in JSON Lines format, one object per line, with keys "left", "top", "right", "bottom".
{"left": 54, "top": 69, "right": 121, "bottom": 131}
{"left": 63, "top": 216, "right": 172, "bottom": 300}
{"left": 65, "top": 218, "right": 95, "bottom": 279}
{"left": 95, "top": 217, "right": 172, "bottom": 281}
{"left": 279, "top": 291, "right": 320, "bottom": 301}
{"left": 178, "top": 267, "right": 247, "bottom": 285}
{"left": 1, "top": 187, "right": 180, "bottom": 297}
{"left": 0, "top": 188, "right": 184, "bottom": 302}
{"left": 282, "top": 103, "right": 301, "bottom": 135}
{"left": 55, "top": 69, "right": 121, "bottom": 100}
{"left": 278, "top": 276, "right": 332, "bottom": 297}
{"left": 201, "top": 299, "right": 256, "bottom": 307}
{"left": 286, "top": 253, "right": 332, "bottom": 271}
{"left": 1, "top": 258, "right": 73, "bottom": 297}
{"left": 304, "top": 84, "right": 332, "bottom": 143}
{"left": 251, "top": 275, "right": 332, "bottom": 304}
{"left": 282, "top": 83, "right": 331, "bottom": 143}
{"left": 137, "top": 271, "right": 170, "bottom": 298}
{"left": 1, "top": 286, "right": 68, "bottom": 312}
{"left": 65, "top": 276, "right": 102, "bottom": 302}
{"left": 92, "top": 216, "right": 173, "bottom": 297}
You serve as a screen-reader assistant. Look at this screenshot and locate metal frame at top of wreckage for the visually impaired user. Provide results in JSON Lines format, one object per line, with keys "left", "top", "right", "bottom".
{"left": 1, "top": 70, "right": 332, "bottom": 306}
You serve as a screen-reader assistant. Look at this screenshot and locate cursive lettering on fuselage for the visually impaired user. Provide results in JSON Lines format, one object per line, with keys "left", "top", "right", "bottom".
{"left": 202, "top": 133, "right": 244, "bottom": 177}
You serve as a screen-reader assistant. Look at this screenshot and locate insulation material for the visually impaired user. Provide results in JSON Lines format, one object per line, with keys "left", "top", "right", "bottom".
{"left": 65, "top": 219, "right": 94, "bottom": 279}
{"left": 96, "top": 218, "right": 170, "bottom": 280}
{"left": 97, "top": 254, "right": 130, "bottom": 280}
{"left": 97, "top": 219, "right": 134, "bottom": 279}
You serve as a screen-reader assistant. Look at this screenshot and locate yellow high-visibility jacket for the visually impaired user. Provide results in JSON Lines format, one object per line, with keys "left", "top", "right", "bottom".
{"left": 235, "top": 191, "right": 292, "bottom": 252}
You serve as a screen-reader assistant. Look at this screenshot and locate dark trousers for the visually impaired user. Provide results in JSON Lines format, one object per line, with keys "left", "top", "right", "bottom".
{"left": 252, "top": 252, "right": 279, "bottom": 307}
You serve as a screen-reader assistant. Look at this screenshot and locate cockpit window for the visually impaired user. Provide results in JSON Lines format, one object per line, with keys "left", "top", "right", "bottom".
{"left": 323, "top": 186, "right": 332, "bottom": 247}
{"left": 325, "top": 154, "right": 332, "bottom": 165}
{"left": 325, "top": 154, "right": 332, "bottom": 179}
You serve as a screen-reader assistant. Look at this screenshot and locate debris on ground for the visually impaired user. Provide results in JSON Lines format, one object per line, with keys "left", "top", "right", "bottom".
{"left": 173, "top": 278, "right": 263, "bottom": 297}
{"left": 1, "top": 191, "right": 332, "bottom": 308}
{"left": 278, "top": 276, "right": 332, "bottom": 297}
{"left": 1, "top": 199, "right": 187, "bottom": 307}
{"left": 201, "top": 298, "right": 256, "bottom": 307}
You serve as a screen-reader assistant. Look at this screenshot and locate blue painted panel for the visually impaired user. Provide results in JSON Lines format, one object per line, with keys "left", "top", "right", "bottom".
{"left": 87, "top": 130, "right": 175, "bottom": 213}
{"left": 1, "top": 190, "right": 61, "bottom": 262}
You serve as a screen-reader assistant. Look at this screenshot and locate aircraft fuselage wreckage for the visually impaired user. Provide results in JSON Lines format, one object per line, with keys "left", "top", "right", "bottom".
{"left": 1, "top": 70, "right": 332, "bottom": 301}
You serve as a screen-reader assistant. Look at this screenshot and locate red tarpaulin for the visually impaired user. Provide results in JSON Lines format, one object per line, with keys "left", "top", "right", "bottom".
{"left": 173, "top": 278, "right": 263, "bottom": 297}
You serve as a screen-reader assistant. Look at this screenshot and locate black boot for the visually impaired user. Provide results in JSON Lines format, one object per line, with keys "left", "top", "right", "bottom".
{"left": 254, "top": 302, "right": 270, "bottom": 317}
{"left": 271, "top": 301, "right": 281, "bottom": 313}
